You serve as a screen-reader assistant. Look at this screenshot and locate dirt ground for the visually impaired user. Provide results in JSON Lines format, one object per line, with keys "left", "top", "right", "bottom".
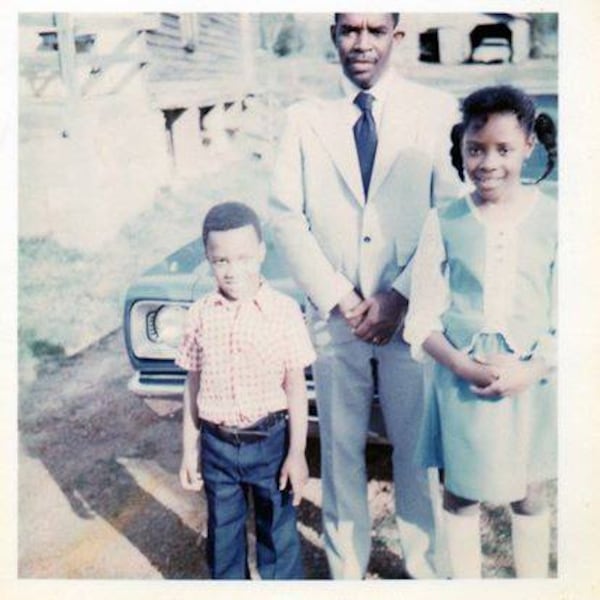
{"left": 18, "top": 329, "right": 557, "bottom": 580}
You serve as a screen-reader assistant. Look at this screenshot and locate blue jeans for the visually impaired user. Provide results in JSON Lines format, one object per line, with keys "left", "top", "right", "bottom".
{"left": 200, "top": 418, "right": 304, "bottom": 579}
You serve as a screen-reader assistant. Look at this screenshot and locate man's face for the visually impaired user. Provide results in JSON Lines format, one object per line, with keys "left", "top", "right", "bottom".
{"left": 331, "top": 13, "right": 403, "bottom": 89}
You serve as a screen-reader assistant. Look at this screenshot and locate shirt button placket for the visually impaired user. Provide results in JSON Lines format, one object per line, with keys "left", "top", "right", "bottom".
{"left": 230, "top": 306, "right": 241, "bottom": 413}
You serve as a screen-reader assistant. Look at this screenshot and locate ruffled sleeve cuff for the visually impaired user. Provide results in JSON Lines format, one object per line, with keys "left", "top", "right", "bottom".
{"left": 530, "top": 331, "right": 557, "bottom": 371}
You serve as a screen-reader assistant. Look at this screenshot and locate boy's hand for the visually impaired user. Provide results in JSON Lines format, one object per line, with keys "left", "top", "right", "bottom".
{"left": 279, "top": 451, "right": 309, "bottom": 506}
{"left": 179, "top": 454, "right": 203, "bottom": 491}
{"left": 470, "top": 355, "right": 547, "bottom": 398}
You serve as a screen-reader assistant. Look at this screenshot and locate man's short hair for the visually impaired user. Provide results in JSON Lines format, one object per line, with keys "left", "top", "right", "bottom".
{"left": 202, "top": 201, "right": 262, "bottom": 247}
{"left": 333, "top": 13, "right": 400, "bottom": 27}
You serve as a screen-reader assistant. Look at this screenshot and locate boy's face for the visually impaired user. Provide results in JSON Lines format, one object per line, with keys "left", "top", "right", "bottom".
{"left": 205, "top": 225, "right": 265, "bottom": 301}
{"left": 331, "top": 13, "right": 403, "bottom": 90}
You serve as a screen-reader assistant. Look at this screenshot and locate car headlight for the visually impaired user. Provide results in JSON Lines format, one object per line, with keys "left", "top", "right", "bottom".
{"left": 148, "top": 305, "right": 188, "bottom": 347}
{"left": 130, "top": 301, "right": 189, "bottom": 360}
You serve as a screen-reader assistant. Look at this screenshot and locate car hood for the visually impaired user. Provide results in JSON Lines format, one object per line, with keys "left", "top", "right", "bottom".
{"left": 125, "top": 236, "right": 212, "bottom": 303}
{"left": 125, "top": 234, "right": 305, "bottom": 306}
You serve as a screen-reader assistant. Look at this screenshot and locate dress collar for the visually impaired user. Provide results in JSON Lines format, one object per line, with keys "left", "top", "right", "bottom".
{"left": 464, "top": 187, "right": 541, "bottom": 227}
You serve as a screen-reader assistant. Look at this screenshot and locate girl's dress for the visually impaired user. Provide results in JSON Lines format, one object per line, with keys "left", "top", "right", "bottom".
{"left": 405, "top": 190, "right": 557, "bottom": 503}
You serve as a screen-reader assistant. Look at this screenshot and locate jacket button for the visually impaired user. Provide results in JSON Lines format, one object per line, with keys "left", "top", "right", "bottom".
{"left": 363, "top": 236, "right": 371, "bottom": 243}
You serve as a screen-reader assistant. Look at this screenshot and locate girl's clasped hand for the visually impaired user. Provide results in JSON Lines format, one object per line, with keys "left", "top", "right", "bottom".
{"left": 453, "top": 351, "right": 547, "bottom": 398}
{"left": 467, "top": 353, "right": 548, "bottom": 398}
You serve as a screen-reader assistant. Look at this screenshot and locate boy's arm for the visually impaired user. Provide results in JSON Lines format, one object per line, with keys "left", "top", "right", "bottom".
{"left": 179, "top": 370, "right": 203, "bottom": 491}
{"left": 278, "top": 366, "right": 309, "bottom": 506}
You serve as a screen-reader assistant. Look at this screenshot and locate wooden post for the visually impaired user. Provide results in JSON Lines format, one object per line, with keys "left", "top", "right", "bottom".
{"left": 240, "top": 14, "right": 255, "bottom": 89}
{"left": 180, "top": 13, "right": 198, "bottom": 51}
{"left": 55, "top": 13, "right": 79, "bottom": 100}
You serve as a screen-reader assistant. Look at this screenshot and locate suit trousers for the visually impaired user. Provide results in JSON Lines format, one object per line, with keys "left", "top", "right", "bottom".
{"left": 312, "top": 323, "right": 440, "bottom": 579}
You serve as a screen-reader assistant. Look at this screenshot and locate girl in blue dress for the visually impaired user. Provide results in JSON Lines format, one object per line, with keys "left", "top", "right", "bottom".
{"left": 404, "top": 85, "right": 557, "bottom": 578}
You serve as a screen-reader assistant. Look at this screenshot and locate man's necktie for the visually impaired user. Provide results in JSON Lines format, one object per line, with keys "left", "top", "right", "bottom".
{"left": 353, "top": 91, "right": 377, "bottom": 198}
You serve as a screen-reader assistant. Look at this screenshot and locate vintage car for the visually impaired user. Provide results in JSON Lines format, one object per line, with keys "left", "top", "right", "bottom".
{"left": 123, "top": 231, "right": 388, "bottom": 442}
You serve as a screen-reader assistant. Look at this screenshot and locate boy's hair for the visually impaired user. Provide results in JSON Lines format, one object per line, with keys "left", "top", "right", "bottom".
{"left": 450, "top": 85, "right": 557, "bottom": 184}
{"left": 202, "top": 201, "right": 262, "bottom": 247}
{"left": 333, "top": 13, "right": 400, "bottom": 27}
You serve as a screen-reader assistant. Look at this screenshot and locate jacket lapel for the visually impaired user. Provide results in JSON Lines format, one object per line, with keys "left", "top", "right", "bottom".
{"left": 305, "top": 75, "right": 420, "bottom": 204}
{"left": 307, "top": 97, "right": 365, "bottom": 205}
{"left": 368, "top": 77, "right": 419, "bottom": 200}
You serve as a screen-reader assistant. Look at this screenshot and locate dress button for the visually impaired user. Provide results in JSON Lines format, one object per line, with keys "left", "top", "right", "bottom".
{"left": 363, "top": 236, "right": 371, "bottom": 243}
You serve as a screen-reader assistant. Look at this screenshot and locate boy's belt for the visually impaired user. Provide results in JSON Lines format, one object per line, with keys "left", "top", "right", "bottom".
{"left": 200, "top": 410, "right": 288, "bottom": 445}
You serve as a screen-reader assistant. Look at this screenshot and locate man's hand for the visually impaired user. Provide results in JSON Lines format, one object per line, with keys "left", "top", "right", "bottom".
{"left": 179, "top": 452, "right": 203, "bottom": 491}
{"left": 337, "top": 289, "right": 366, "bottom": 329}
{"left": 279, "top": 451, "right": 309, "bottom": 506}
{"left": 349, "top": 290, "right": 408, "bottom": 345}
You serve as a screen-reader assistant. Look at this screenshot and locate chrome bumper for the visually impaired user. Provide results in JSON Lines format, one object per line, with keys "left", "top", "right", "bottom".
{"left": 128, "top": 372, "right": 186, "bottom": 397}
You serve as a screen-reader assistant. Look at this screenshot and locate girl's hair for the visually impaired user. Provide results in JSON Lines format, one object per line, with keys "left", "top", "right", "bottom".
{"left": 450, "top": 85, "right": 557, "bottom": 184}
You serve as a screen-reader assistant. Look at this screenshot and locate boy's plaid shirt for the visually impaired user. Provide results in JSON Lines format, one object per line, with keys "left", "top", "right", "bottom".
{"left": 176, "top": 282, "right": 315, "bottom": 427}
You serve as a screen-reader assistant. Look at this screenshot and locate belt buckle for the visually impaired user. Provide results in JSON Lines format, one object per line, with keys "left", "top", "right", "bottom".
{"left": 232, "top": 429, "right": 242, "bottom": 445}
{"left": 221, "top": 425, "right": 242, "bottom": 444}
{"left": 222, "top": 425, "right": 267, "bottom": 444}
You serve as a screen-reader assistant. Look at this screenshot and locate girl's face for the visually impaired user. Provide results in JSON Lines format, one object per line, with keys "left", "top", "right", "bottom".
{"left": 462, "top": 112, "right": 535, "bottom": 202}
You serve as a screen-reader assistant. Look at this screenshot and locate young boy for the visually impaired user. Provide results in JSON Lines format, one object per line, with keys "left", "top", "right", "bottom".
{"left": 176, "top": 201, "right": 315, "bottom": 579}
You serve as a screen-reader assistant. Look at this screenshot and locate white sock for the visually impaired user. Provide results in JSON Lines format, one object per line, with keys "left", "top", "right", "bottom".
{"left": 443, "top": 507, "right": 481, "bottom": 579}
{"left": 511, "top": 510, "right": 550, "bottom": 578}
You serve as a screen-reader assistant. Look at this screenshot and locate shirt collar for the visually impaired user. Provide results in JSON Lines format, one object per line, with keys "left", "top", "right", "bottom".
{"left": 209, "top": 279, "right": 274, "bottom": 313}
{"left": 341, "top": 65, "right": 394, "bottom": 107}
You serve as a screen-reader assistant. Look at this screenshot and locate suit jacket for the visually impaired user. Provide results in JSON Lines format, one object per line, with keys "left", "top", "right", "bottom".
{"left": 269, "top": 71, "right": 463, "bottom": 342}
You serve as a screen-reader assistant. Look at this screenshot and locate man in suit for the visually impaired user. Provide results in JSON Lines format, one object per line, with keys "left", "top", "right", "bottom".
{"left": 269, "top": 13, "right": 461, "bottom": 579}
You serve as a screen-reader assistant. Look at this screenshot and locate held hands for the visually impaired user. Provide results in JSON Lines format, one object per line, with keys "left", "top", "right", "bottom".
{"left": 338, "top": 289, "right": 365, "bottom": 330}
{"left": 179, "top": 452, "right": 204, "bottom": 492}
{"left": 468, "top": 353, "right": 548, "bottom": 398}
{"left": 339, "top": 289, "right": 407, "bottom": 345}
{"left": 453, "top": 353, "right": 547, "bottom": 398}
{"left": 279, "top": 450, "right": 309, "bottom": 506}
{"left": 452, "top": 353, "right": 500, "bottom": 389}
